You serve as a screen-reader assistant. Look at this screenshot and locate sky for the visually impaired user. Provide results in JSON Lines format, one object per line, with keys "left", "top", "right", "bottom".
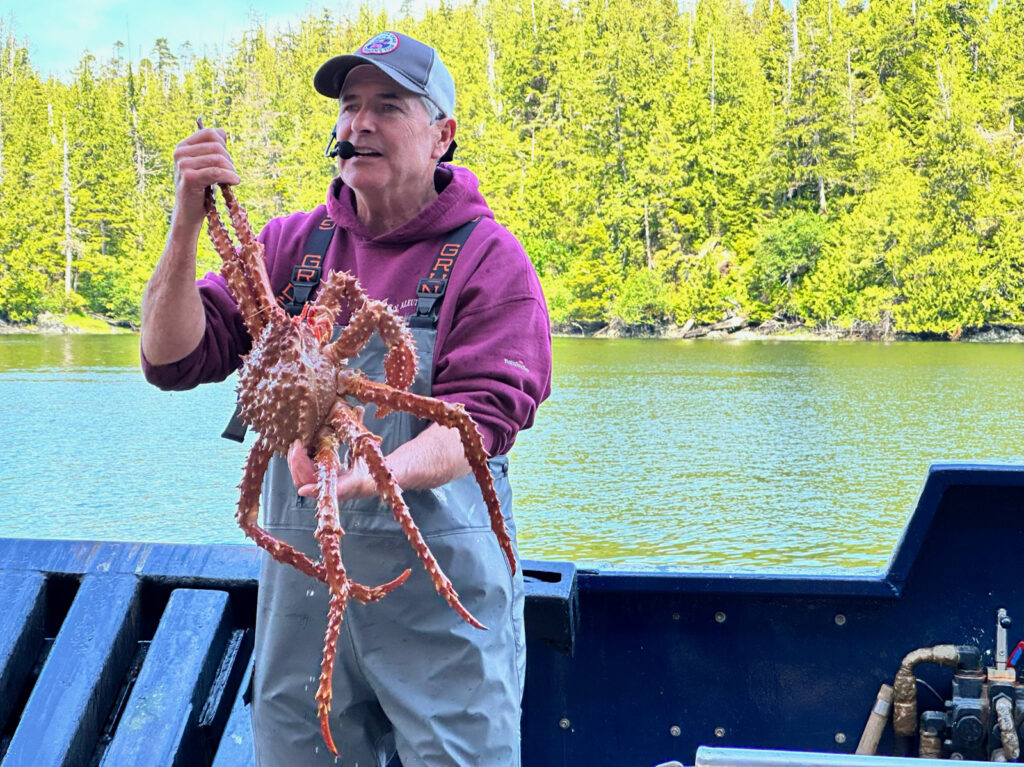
{"left": 4, "top": 0, "right": 421, "bottom": 80}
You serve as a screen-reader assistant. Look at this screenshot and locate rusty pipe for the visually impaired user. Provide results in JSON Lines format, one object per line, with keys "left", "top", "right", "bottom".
{"left": 918, "top": 729, "right": 943, "bottom": 760}
{"left": 892, "top": 645, "right": 960, "bottom": 739}
{"left": 995, "top": 695, "right": 1020, "bottom": 760}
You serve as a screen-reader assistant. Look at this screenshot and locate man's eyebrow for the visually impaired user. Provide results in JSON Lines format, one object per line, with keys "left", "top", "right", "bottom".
{"left": 340, "top": 91, "right": 405, "bottom": 102}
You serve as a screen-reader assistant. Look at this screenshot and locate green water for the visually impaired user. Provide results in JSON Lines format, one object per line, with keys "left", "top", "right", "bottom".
{"left": 0, "top": 334, "right": 1020, "bottom": 571}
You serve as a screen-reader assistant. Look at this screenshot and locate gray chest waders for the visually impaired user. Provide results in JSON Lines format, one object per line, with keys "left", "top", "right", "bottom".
{"left": 248, "top": 222, "right": 526, "bottom": 767}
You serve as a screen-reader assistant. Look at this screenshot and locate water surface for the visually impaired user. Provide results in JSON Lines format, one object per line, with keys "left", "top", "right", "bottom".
{"left": 1, "top": 334, "right": 1020, "bottom": 572}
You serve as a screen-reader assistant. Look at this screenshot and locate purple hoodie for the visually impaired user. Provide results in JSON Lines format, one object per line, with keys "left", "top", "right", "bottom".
{"left": 142, "top": 165, "right": 552, "bottom": 456}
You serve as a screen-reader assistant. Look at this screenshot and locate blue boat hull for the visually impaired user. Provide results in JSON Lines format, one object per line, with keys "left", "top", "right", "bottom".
{"left": 0, "top": 462, "right": 1021, "bottom": 766}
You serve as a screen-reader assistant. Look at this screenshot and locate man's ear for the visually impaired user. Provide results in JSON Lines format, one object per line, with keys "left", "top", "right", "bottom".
{"left": 432, "top": 117, "right": 456, "bottom": 161}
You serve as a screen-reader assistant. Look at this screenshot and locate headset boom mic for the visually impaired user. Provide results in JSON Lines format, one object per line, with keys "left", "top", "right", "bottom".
{"left": 338, "top": 141, "right": 356, "bottom": 160}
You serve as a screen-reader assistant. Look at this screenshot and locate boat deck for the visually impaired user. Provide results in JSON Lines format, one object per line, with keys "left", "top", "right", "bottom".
{"left": 0, "top": 462, "right": 1021, "bottom": 766}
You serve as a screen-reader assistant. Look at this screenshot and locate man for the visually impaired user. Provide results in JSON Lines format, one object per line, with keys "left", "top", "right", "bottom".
{"left": 141, "top": 31, "right": 551, "bottom": 767}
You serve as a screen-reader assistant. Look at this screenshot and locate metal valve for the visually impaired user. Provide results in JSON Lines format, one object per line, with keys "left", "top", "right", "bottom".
{"left": 996, "top": 608, "right": 1011, "bottom": 671}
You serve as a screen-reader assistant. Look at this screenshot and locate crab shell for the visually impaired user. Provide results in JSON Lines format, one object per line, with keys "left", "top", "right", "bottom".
{"left": 236, "top": 319, "right": 340, "bottom": 453}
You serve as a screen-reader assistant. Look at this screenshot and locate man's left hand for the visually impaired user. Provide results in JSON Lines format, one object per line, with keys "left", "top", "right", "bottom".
{"left": 287, "top": 439, "right": 377, "bottom": 500}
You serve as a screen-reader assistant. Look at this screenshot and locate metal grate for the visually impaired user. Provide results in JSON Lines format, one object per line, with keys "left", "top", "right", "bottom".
{"left": 0, "top": 569, "right": 255, "bottom": 767}
{"left": 0, "top": 538, "right": 575, "bottom": 767}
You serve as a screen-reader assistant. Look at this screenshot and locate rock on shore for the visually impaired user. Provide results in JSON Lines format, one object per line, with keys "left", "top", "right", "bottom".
{"left": 0, "top": 312, "right": 132, "bottom": 334}
{"left": 551, "top": 318, "right": 1024, "bottom": 342}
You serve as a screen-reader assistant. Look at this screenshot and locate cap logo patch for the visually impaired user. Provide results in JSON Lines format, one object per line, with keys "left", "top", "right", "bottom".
{"left": 360, "top": 32, "right": 400, "bottom": 55}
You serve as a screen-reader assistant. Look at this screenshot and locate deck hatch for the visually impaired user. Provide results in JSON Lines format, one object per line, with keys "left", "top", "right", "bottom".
{"left": 98, "top": 588, "right": 235, "bottom": 767}
{"left": 2, "top": 574, "right": 141, "bottom": 767}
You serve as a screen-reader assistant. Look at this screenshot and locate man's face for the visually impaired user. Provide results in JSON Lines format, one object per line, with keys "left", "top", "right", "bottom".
{"left": 336, "top": 65, "right": 452, "bottom": 200}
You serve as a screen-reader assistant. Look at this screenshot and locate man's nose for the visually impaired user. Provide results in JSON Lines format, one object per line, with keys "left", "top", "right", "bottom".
{"left": 349, "top": 106, "right": 375, "bottom": 133}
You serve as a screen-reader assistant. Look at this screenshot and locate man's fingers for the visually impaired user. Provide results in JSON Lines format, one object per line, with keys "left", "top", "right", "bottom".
{"left": 173, "top": 130, "right": 240, "bottom": 189}
{"left": 174, "top": 149, "right": 239, "bottom": 182}
{"left": 176, "top": 163, "right": 241, "bottom": 190}
{"left": 288, "top": 440, "right": 317, "bottom": 496}
{"left": 165, "top": 126, "right": 240, "bottom": 234}
{"left": 180, "top": 126, "right": 228, "bottom": 148}
{"left": 286, "top": 441, "right": 376, "bottom": 501}
{"left": 173, "top": 140, "right": 234, "bottom": 165}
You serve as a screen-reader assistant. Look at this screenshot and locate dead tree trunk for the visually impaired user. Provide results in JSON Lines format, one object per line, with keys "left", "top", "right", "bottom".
{"left": 787, "top": 0, "right": 798, "bottom": 101}
{"left": 792, "top": 0, "right": 799, "bottom": 60}
{"left": 710, "top": 38, "right": 716, "bottom": 127}
{"left": 936, "top": 58, "right": 950, "bottom": 119}
{"left": 644, "top": 202, "right": 653, "bottom": 269}
{"left": 63, "top": 121, "right": 74, "bottom": 297}
{"left": 0, "top": 99, "right": 5, "bottom": 185}
{"left": 847, "top": 49, "right": 856, "bottom": 140}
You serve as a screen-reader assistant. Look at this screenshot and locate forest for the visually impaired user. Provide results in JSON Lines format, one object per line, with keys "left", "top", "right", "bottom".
{"left": 0, "top": 0, "right": 1020, "bottom": 336}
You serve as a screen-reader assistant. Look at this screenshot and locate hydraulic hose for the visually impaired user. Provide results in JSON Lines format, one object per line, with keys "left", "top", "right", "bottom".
{"left": 891, "top": 644, "right": 960, "bottom": 754}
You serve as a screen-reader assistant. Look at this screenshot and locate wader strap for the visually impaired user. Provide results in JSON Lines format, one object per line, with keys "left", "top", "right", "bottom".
{"left": 221, "top": 214, "right": 336, "bottom": 442}
{"left": 408, "top": 217, "right": 482, "bottom": 329}
{"left": 275, "top": 215, "right": 337, "bottom": 316}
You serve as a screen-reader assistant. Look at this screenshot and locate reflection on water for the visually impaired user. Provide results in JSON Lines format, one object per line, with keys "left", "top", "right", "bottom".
{"left": 0, "top": 334, "right": 1021, "bottom": 572}
{"left": 0, "top": 333, "right": 142, "bottom": 372}
{"left": 507, "top": 338, "right": 1023, "bottom": 571}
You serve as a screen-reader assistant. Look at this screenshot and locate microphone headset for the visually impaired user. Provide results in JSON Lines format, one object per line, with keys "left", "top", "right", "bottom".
{"left": 324, "top": 128, "right": 355, "bottom": 160}
{"left": 324, "top": 126, "right": 457, "bottom": 163}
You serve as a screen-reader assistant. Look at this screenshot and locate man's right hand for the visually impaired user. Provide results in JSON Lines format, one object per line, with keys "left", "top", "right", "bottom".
{"left": 141, "top": 126, "right": 241, "bottom": 366}
{"left": 171, "top": 127, "right": 241, "bottom": 231}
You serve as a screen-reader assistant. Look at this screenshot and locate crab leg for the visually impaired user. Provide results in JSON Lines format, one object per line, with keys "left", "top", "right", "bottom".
{"left": 313, "top": 271, "right": 417, "bottom": 397}
{"left": 311, "top": 420, "right": 411, "bottom": 756}
{"left": 338, "top": 375, "right": 517, "bottom": 576}
{"left": 202, "top": 183, "right": 281, "bottom": 339}
{"left": 236, "top": 437, "right": 326, "bottom": 582}
{"left": 195, "top": 118, "right": 279, "bottom": 339}
{"left": 237, "top": 436, "right": 412, "bottom": 594}
{"left": 325, "top": 401, "right": 486, "bottom": 630}
{"left": 311, "top": 428, "right": 347, "bottom": 757}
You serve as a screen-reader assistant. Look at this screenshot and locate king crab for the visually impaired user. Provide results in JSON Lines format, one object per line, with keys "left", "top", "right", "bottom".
{"left": 199, "top": 169, "right": 516, "bottom": 756}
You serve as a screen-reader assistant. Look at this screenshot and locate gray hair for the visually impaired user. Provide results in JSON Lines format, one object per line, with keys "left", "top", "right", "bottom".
{"left": 420, "top": 96, "right": 445, "bottom": 123}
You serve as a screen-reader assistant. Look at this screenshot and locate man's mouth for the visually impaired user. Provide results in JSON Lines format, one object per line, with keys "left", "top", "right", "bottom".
{"left": 352, "top": 149, "right": 381, "bottom": 157}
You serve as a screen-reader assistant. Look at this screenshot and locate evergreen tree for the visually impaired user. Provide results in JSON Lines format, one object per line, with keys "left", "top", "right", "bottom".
{"left": 0, "top": 2, "right": 1018, "bottom": 334}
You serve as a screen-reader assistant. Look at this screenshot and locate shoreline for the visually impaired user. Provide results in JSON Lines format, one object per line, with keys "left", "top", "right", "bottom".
{"left": 3, "top": 313, "right": 1023, "bottom": 343}
{"left": 551, "top": 318, "right": 1024, "bottom": 343}
{"left": 0, "top": 312, "right": 135, "bottom": 336}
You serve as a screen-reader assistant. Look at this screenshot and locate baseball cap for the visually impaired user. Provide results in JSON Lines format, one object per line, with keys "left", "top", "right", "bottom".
{"left": 314, "top": 31, "right": 456, "bottom": 118}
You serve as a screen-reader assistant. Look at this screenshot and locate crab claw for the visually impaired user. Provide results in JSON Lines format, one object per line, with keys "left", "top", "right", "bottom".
{"left": 350, "top": 568, "right": 412, "bottom": 604}
{"left": 320, "top": 716, "right": 339, "bottom": 756}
